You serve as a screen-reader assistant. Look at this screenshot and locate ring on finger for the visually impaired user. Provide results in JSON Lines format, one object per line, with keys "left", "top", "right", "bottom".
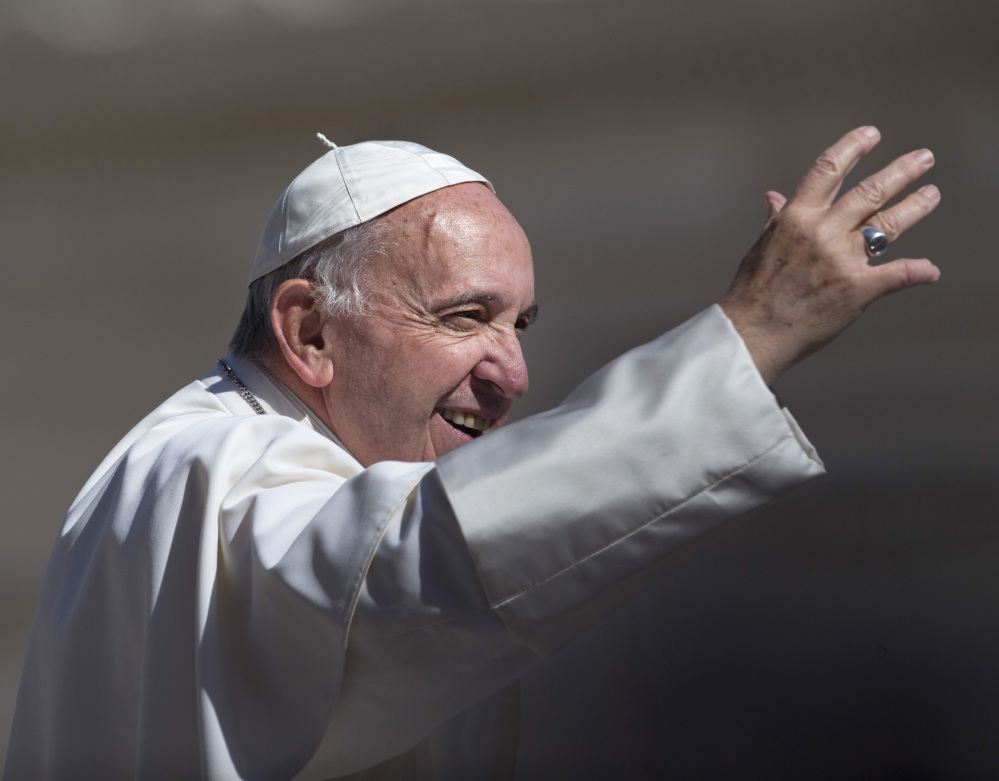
{"left": 861, "top": 226, "right": 889, "bottom": 258}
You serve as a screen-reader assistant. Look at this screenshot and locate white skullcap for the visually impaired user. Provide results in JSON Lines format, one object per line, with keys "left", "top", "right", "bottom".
{"left": 249, "top": 139, "right": 494, "bottom": 284}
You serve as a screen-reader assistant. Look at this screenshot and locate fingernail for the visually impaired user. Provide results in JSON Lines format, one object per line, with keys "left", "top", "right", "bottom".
{"left": 861, "top": 125, "right": 880, "bottom": 139}
{"left": 920, "top": 184, "right": 941, "bottom": 202}
{"left": 915, "top": 148, "right": 935, "bottom": 165}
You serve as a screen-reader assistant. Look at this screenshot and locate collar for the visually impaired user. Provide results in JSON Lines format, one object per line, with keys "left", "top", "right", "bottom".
{"left": 214, "top": 353, "right": 346, "bottom": 450}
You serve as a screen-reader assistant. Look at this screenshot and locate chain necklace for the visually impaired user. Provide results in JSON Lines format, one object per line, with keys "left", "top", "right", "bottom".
{"left": 217, "top": 358, "right": 266, "bottom": 415}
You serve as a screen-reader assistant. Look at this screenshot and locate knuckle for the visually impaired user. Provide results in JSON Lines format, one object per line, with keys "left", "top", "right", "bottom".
{"left": 855, "top": 176, "right": 886, "bottom": 205}
{"left": 886, "top": 260, "right": 915, "bottom": 292}
{"left": 850, "top": 264, "right": 872, "bottom": 287}
{"left": 876, "top": 209, "right": 901, "bottom": 237}
{"left": 773, "top": 207, "right": 812, "bottom": 242}
{"left": 813, "top": 153, "right": 841, "bottom": 176}
{"left": 896, "top": 156, "right": 920, "bottom": 181}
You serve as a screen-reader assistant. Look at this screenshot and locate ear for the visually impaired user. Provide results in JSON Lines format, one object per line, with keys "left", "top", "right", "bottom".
{"left": 270, "top": 279, "right": 336, "bottom": 388}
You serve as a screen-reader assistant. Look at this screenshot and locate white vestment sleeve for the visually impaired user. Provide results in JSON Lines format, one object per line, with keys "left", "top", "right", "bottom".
{"left": 433, "top": 305, "right": 824, "bottom": 654}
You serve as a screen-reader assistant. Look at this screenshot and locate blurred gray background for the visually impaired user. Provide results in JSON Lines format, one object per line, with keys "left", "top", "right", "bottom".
{"left": 2, "top": 0, "right": 997, "bottom": 777}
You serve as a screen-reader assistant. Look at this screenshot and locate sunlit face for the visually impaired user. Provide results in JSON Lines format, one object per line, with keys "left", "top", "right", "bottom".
{"left": 320, "top": 183, "right": 537, "bottom": 467}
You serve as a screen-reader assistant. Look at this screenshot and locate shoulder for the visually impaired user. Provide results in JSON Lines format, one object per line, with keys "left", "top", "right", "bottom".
{"left": 72, "top": 377, "right": 362, "bottom": 512}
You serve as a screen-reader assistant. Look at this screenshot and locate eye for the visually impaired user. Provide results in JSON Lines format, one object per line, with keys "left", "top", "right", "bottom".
{"left": 443, "top": 309, "right": 486, "bottom": 329}
{"left": 515, "top": 310, "right": 537, "bottom": 334}
{"left": 516, "top": 304, "right": 538, "bottom": 334}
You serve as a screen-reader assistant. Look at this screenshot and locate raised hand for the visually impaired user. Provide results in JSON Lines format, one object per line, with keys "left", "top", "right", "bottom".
{"left": 720, "top": 126, "right": 941, "bottom": 385}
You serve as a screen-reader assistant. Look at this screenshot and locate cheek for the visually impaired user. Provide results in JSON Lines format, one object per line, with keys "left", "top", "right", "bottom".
{"left": 427, "top": 341, "right": 483, "bottom": 383}
{"left": 342, "top": 330, "right": 484, "bottom": 414}
{"left": 337, "top": 328, "right": 409, "bottom": 391}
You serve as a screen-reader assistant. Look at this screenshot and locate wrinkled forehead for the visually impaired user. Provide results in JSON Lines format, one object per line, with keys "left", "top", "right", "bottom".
{"left": 369, "top": 182, "right": 534, "bottom": 297}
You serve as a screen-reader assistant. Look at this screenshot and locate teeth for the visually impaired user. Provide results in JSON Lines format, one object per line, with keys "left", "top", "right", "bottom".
{"left": 440, "top": 408, "right": 491, "bottom": 432}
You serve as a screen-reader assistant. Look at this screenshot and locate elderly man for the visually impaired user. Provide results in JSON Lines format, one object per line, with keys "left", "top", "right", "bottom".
{"left": 5, "top": 128, "right": 939, "bottom": 780}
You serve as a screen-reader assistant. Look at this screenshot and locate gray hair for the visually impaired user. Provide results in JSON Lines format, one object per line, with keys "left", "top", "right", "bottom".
{"left": 229, "top": 218, "right": 387, "bottom": 361}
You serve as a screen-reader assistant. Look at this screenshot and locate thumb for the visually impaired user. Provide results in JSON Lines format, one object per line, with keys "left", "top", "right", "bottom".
{"left": 764, "top": 190, "right": 787, "bottom": 223}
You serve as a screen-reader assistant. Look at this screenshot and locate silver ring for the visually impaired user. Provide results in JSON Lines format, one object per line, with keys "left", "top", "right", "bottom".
{"left": 861, "top": 226, "right": 889, "bottom": 258}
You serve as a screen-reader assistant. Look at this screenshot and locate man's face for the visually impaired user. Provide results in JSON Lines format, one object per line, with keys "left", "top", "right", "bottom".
{"left": 320, "top": 183, "right": 537, "bottom": 467}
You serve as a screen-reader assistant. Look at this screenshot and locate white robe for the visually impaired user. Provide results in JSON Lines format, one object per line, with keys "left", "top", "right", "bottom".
{"left": 4, "top": 306, "right": 824, "bottom": 780}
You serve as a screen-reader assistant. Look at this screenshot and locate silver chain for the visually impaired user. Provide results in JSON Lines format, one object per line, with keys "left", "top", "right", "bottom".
{"left": 217, "top": 358, "right": 266, "bottom": 415}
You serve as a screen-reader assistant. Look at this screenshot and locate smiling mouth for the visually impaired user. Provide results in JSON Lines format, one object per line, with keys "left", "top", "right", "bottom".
{"left": 438, "top": 408, "right": 492, "bottom": 437}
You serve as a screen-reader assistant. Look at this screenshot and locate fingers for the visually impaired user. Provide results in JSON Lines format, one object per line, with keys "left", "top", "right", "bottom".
{"left": 857, "top": 182, "right": 941, "bottom": 301}
{"left": 867, "top": 257, "right": 941, "bottom": 299}
{"left": 723, "top": 128, "right": 942, "bottom": 384}
{"left": 791, "top": 126, "right": 882, "bottom": 209}
{"left": 832, "top": 148, "right": 936, "bottom": 229}
{"left": 861, "top": 184, "right": 941, "bottom": 245}
{"left": 790, "top": 127, "right": 940, "bottom": 262}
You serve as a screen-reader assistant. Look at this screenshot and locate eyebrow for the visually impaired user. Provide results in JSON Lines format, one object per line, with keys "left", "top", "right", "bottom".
{"left": 436, "top": 291, "right": 539, "bottom": 325}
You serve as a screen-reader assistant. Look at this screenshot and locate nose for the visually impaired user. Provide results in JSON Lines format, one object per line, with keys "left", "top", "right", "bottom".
{"left": 472, "top": 331, "right": 529, "bottom": 400}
